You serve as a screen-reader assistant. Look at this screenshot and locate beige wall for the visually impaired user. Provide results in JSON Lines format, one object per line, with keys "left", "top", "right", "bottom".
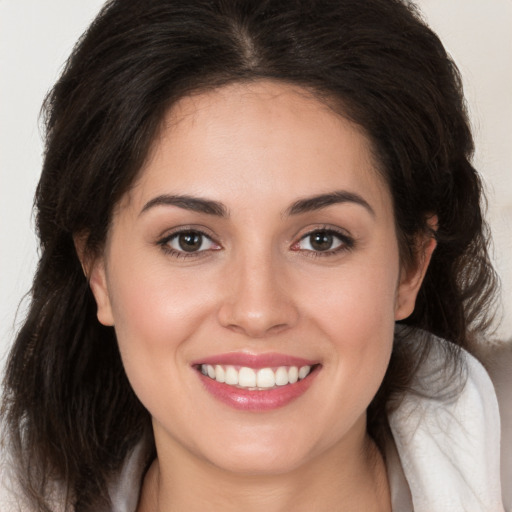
{"left": 1, "top": 0, "right": 510, "bottom": 363}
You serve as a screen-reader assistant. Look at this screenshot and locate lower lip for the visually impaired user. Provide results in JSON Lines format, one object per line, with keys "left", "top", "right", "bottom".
{"left": 197, "top": 367, "right": 319, "bottom": 411}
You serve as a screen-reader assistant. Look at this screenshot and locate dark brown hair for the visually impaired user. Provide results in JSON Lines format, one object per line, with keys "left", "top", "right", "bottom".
{"left": 2, "top": 0, "right": 498, "bottom": 509}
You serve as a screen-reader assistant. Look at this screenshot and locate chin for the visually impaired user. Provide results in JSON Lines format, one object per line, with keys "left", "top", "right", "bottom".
{"left": 208, "top": 448, "right": 311, "bottom": 477}
{"left": 193, "top": 425, "right": 324, "bottom": 477}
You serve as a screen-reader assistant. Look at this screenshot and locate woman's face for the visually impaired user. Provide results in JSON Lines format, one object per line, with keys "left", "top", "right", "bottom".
{"left": 89, "top": 81, "right": 429, "bottom": 475}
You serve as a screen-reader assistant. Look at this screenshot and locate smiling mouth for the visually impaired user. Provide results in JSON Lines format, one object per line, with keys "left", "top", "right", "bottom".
{"left": 198, "top": 364, "right": 317, "bottom": 390}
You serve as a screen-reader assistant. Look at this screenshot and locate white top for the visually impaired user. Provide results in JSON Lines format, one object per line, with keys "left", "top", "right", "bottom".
{"left": 386, "top": 342, "right": 505, "bottom": 511}
{"left": 1, "top": 338, "right": 510, "bottom": 511}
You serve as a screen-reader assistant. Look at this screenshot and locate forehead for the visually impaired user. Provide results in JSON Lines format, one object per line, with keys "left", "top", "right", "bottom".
{"left": 122, "top": 80, "right": 391, "bottom": 217}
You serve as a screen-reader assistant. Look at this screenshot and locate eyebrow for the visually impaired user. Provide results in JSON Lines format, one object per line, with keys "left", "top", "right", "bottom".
{"left": 139, "top": 190, "right": 374, "bottom": 218}
{"left": 285, "top": 191, "right": 375, "bottom": 217}
{"left": 140, "top": 194, "right": 228, "bottom": 217}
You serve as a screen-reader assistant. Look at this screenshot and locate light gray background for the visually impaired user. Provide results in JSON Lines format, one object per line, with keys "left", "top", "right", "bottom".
{"left": 1, "top": 0, "right": 511, "bottom": 366}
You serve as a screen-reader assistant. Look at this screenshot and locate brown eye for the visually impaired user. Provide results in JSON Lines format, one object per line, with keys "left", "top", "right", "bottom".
{"left": 309, "top": 231, "right": 335, "bottom": 251}
{"left": 163, "top": 230, "right": 219, "bottom": 254}
{"left": 293, "top": 229, "right": 351, "bottom": 254}
{"left": 178, "top": 232, "right": 203, "bottom": 252}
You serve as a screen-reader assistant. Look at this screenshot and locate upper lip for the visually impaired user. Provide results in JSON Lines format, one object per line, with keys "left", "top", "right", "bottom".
{"left": 191, "top": 352, "right": 319, "bottom": 369}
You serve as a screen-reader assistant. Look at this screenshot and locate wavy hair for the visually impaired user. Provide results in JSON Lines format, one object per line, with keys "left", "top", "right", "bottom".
{"left": 2, "top": 0, "right": 498, "bottom": 509}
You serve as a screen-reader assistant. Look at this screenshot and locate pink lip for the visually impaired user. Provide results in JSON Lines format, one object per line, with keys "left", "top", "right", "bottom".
{"left": 193, "top": 352, "right": 321, "bottom": 411}
{"left": 192, "top": 352, "right": 317, "bottom": 369}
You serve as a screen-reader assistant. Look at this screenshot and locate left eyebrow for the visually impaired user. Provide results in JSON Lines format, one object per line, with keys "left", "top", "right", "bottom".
{"left": 139, "top": 194, "right": 228, "bottom": 217}
{"left": 285, "top": 191, "right": 375, "bottom": 217}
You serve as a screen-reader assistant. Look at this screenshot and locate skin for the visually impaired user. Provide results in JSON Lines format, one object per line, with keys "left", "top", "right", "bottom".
{"left": 86, "top": 81, "right": 435, "bottom": 511}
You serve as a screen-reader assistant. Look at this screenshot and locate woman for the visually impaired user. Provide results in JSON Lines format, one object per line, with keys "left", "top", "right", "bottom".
{"left": 1, "top": 0, "right": 508, "bottom": 510}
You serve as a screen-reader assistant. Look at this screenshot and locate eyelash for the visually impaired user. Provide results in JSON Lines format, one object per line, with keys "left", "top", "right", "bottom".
{"left": 291, "top": 227, "right": 355, "bottom": 258}
{"left": 157, "top": 226, "right": 355, "bottom": 260}
{"left": 157, "top": 228, "right": 220, "bottom": 260}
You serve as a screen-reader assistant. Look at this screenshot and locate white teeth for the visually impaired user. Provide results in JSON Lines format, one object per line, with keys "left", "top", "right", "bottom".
{"left": 200, "top": 364, "right": 313, "bottom": 390}
{"left": 288, "top": 366, "right": 299, "bottom": 384}
{"left": 256, "top": 368, "right": 275, "bottom": 388}
{"left": 215, "top": 365, "right": 225, "bottom": 383}
{"left": 298, "top": 365, "right": 310, "bottom": 380}
{"left": 225, "top": 366, "right": 238, "bottom": 385}
{"left": 275, "top": 366, "right": 289, "bottom": 386}
{"left": 238, "top": 367, "right": 256, "bottom": 387}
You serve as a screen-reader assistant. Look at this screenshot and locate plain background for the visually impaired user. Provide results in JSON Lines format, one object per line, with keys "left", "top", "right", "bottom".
{"left": 1, "top": 0, "right": 511, "bottom": 366}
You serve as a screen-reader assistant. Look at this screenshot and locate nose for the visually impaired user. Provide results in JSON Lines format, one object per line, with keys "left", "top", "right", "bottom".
{"left": 217, "top": 251, "right": 299, "bottom": 338}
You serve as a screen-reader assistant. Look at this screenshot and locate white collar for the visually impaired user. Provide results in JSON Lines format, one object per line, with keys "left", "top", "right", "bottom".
{"left": 387, "top": 340, "right": 504, "bottom": 511}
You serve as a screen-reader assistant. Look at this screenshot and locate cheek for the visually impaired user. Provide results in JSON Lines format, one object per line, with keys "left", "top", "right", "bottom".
{"left": 299, "top": 257, "right": 398, "bottom": 396}
{"left": 104, "top": 254, "right": 217, "bottom": 398}
{"left": 305, "top": 259, "right": 399, "bottom": 338}
{"left": 107, "top": 250, "right": 213, "bottom": 342}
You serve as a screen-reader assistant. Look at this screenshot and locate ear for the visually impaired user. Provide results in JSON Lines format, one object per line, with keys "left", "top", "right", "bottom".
{"left": 394, "top": 216, "right": 438, "bottom": 321}
{"left": 74, "top": 235, "right": 115, "bottom": 326}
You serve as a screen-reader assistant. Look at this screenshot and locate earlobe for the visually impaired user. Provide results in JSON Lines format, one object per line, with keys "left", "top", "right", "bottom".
{"left": 395, "top": 221, "right": 438, "bottom": 321}
{"left": 74, "top": 235, "right": 115, "bottom": 326}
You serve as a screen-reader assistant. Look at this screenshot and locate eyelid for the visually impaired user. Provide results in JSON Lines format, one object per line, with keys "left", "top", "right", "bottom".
{"left": 290, "top": 226, "right": 355, "bottom": 255}
{"left": 157, "top": 226, "right": 222, "bottom": 258}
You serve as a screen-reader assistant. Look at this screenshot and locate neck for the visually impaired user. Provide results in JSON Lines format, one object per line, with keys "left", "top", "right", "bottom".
{"left": 137, "top": 429, "right": 391, "bottom": 512}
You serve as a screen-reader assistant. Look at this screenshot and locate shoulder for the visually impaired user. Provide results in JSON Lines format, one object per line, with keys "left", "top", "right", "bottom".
{"left": 0, "top": 427, "right": 69, "bottom": 512}
{"left": 0, "top": 419, "right": 148, "bottom": 512}
{"left": 388, "top": 332, "right": 507, "bottom": 511}
{"left": 475, "top": 340, "right": 512, "bottom": 511}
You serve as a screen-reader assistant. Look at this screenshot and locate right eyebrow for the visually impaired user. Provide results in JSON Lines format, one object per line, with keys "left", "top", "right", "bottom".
{"left": 139, "top": 194, "right": 228, "bottom": 217}
{"left": 285, "top": 190, "right": 375, "bottom": 217}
